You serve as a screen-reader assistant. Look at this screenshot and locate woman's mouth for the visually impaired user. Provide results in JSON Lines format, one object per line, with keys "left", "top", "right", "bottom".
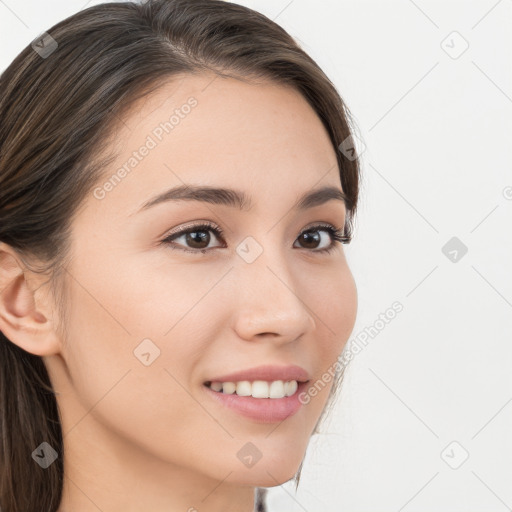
{"left": 202, "top": 379, "right": 310, "bottom": 423}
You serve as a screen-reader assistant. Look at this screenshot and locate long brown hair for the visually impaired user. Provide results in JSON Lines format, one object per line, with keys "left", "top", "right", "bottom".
{"left": 0, "top": 1, "right": 361, "bottom": 510}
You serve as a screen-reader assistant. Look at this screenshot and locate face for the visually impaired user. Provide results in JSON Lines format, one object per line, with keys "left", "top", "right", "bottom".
{"left": 44, "top": 73, "right": 358, "bottom": 489}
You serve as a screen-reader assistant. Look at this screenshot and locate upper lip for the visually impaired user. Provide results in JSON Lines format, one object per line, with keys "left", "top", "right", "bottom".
{"left": 204, "top": 364, "right": 311, "bottom": 384}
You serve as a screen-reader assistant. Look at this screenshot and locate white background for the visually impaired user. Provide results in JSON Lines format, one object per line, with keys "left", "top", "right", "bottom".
{"left": 1, "top": 1, "right": 511, "bottom": 510}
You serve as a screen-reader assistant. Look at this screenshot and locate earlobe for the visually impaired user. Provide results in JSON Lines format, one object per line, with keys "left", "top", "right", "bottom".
{"left": 0, "top": 244, "right": 61, "bottom": 357}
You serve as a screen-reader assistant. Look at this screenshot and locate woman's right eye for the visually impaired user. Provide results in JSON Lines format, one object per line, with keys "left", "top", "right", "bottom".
{"left": 161, "top": 222, "right": 226, "bottom": 254}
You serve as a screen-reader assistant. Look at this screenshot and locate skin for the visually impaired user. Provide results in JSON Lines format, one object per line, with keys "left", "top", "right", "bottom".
{"left": 0, "top": 72, "right": 357, "bottom": 512}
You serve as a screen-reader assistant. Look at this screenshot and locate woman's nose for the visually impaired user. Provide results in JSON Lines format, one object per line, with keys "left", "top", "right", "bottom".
{"left": 231, "top": 246, "right": 316, "bottom": 344}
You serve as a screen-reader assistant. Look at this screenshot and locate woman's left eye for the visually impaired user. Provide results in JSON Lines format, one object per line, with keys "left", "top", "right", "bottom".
{"left": 161, "top": 221, "right": 351, "bottom": 255}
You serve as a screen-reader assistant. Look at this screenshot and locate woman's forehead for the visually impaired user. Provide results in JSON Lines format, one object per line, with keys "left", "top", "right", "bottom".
{"left": 115, "top": 73, "right": 333, "bottom": 155}
{"left": 87, "top": 74, "right": 340, "bottom": 215}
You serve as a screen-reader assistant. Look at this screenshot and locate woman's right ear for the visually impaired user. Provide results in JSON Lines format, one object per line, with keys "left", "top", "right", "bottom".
{"left": 0, "top": 242, "right": 61, "bottom": 356}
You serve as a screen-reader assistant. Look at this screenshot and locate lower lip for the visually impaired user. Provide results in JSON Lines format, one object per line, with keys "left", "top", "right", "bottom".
{"left": 202, "top": 381, "right": 309, "bottom": 423}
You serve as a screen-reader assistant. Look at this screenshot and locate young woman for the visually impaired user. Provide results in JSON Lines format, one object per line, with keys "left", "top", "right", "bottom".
{"left": 0, "top": 1, "right": 361, "bottom": 510}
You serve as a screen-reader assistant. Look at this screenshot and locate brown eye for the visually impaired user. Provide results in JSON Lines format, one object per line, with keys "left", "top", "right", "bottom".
{"left": 162, "top": 222, "right": 225, "bottom": 253}
{"left": 297, "top": 230, "right": 322, "bottom": 249}
{"left": 294, "top": 224, "right": 347, "bottom": 253}
{"left": 180, "top": 230, "right": 212, "bottom": 250}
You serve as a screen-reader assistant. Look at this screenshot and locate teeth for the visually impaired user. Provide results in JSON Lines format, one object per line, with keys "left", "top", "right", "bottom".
{"left": 210, "top": 382, "right": 223, "bottom": 392}
{"left": 207, "top": 379, "right": 299, "bottom": 398}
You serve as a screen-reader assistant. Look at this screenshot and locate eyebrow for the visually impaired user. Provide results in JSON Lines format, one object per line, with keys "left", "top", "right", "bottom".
{"left": 135, "top": 184, "right": 349, "bottom": 214}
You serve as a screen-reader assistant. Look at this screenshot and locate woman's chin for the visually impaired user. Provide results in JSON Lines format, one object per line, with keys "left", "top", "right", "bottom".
{"left": 215, "top": 458, "right": 303, "bottom": 487}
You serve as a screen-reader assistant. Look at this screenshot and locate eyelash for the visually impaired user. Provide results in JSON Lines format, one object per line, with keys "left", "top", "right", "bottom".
{"left": 160, "top": 221, "right": 352, "bottom": 255}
